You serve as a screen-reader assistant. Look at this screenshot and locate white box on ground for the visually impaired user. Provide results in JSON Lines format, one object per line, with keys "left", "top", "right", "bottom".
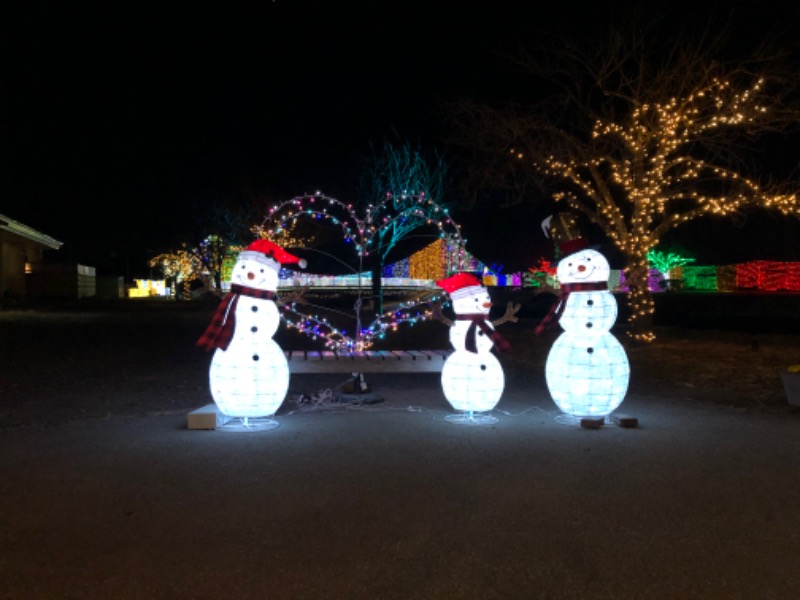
{"left": 187, "top": 403, "right": 236, "bottom": 430}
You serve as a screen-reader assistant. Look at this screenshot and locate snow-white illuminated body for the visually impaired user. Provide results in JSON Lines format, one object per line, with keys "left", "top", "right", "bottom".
{"left": 545, "top": 249, "right": 630, "bottom": 417}
{"left": 441, "top": 287, "right": 505, "bottom": 413}
{"left": 209, "top": 252, "right": 289, "bottom": 418}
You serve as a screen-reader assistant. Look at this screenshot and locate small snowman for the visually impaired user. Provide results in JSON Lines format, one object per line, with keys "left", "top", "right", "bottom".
{"left": 434, "top": 272, "right": 518, "bottom": 424}
{"left": 536, "top": 214, "right": 629, "bottom": 419}
{"left": 196, "top": 239, "right": 306, "bottom": 425}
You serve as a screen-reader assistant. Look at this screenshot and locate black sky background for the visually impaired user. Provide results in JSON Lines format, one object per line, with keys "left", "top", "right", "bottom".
{"left": 3, "top": 2, "right": 800, "bottom": 279}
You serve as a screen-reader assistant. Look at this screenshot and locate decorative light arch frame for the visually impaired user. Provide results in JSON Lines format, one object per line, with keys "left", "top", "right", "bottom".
{"left": 255, "top": 192, "right": 469, "bottom": 351}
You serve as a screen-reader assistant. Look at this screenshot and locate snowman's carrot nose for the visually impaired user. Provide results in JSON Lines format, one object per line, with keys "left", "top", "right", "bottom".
{"left": 482, "top": 301, "right": 492, "bottom": 308}
{"left": 577, "top": 265, "right": 586, "bottom": 272}
{"left": 247, "top": 272, "right": 255, "bottom": 280}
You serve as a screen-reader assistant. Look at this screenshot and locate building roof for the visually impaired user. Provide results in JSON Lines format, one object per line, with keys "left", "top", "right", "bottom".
{"left": 0, "top": 213, "right": 63, "bottom": 250}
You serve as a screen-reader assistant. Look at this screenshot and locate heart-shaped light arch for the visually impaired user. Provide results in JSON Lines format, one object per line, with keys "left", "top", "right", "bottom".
{"left": 254, "top": 192, "right": 468, "bottom": 351}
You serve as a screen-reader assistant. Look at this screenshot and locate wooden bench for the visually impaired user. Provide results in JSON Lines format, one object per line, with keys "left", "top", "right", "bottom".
{"left": 187, "top": 348, "right": 453, "bottom": 429}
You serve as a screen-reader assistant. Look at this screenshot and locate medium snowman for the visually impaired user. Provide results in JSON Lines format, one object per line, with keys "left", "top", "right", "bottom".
{"left": 537, "top": 214, "right": 629, "bottom": 418}
{"left": 435, "top": 273, "right": 516, "bottom": 422}
{"left": 196, "top": 239, "right": 306, "bottom": 422}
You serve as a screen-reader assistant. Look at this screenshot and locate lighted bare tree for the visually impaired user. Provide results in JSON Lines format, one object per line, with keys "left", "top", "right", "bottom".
{"left": 445, "top": 13, "right": 800, "bottom": 343}
{"left": 150, "top": 235, "right": 242, "bottom": 298}
{"left": 356, "top": 140, "right": 453, "bottom": 314}
{"left": 148, "top": 246, "right": 202, "bottom": 300}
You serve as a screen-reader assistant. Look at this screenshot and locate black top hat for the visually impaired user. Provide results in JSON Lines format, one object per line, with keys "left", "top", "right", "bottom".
{"left": 541, "top": 212, "right": 589, "bottom": 256}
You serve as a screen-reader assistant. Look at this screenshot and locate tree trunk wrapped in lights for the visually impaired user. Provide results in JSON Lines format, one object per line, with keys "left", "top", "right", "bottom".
{"left": 623, "top": 257, "right": 656, "bottom": 343}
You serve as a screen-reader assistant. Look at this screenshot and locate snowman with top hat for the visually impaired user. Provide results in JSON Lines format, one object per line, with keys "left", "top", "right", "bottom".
{"left": 435, "top": 272, "right": 517, "bottom": 425}
{"left": 536, "top": 213, "right": 629, "bottom": 423}
{"left": 197, "top": 239, "right": 306, "bottom": 430}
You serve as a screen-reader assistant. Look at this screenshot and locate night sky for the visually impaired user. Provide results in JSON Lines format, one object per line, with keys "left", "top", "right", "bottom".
{"left": 3, "top": 2, "right": 800, "bottom": 279}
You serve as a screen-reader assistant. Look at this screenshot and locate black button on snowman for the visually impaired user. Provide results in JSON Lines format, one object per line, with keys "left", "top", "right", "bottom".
{"left": 537, "top": 214, "right": 630, "bottom": 418}
{"left": 196, "top": 239, "right": 306, "bottom": 423}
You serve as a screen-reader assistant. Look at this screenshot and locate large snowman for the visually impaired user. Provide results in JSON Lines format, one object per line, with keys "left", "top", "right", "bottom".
{"left": 537, "top": 214, "right": 629, "bottom": 418}
{"left": 196, "top": 239, "right": 306, "bottom": 420}
{"left": 436, "top": 273, "right": 514, "bottom": 421}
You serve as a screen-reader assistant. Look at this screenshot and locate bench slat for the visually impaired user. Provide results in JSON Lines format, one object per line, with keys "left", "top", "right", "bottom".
{"left": 283, "top": 349, "right": 453, "bottom": 373}
{"left": 422, "top": 350, "right": 450, "bottom": 361}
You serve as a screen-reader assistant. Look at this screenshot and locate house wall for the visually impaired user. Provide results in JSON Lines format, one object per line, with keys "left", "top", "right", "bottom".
{"left": 1, "top": 235, "right": 46, "bottom": 300}
{"left": 26, "top": 263, "right": 96, "bottom": 300}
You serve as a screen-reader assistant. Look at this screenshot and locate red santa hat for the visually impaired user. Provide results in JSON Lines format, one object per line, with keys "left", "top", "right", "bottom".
{"left": 241, "top": 239, "right": 307, "bottom": 269}
{"left": 436, "top": 272, "right": 484, "bottom": 300}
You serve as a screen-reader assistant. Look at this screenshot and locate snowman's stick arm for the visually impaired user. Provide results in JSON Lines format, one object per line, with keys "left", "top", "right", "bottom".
{"left": 492, "top": 302, "right": 520, "bottom": 327}
{"left": 430, "top": 301, "right": 453, "bottom": 327}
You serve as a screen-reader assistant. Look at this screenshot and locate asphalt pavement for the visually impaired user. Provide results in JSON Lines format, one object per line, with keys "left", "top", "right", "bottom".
{"left": 2, "top": 372, "right": 799, "bottom": 600}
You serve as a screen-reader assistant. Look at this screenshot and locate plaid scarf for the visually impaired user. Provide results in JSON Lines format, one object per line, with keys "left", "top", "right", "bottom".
{"left": 196, "top": 284, "right": 276, "bottom": 352}
{"left": 534, "top": 281, "right": 608, "bottom": 335}
{"left": 455, "top": 314, "right": 512, "bottom": 354}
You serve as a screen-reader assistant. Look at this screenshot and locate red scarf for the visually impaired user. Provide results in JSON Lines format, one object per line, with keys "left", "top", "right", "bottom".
{"left": 534, "top": 281, "right": 608, "bottom": 335}
{"left": 196, "top": 284, "right": 276, "bottom": 352}
{"left": 455, "top": 314, "right": 512, "bottom": 354}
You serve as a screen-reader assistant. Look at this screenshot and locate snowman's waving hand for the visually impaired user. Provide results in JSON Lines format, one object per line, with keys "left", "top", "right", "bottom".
{"left": 492, "top": 302, "right": 521, "bottom": 327}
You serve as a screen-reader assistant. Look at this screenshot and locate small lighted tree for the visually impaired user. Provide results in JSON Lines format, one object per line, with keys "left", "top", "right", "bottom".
{"left": 194, "top": 235, "right": 236, "bottom": 292}
{"left": 358, "top": 141, "right": 451, "bottom": 314}
{"left": 525, "top": 258, "right": 558, "bottom": 291}
{"left": 150, "top": 235, "right": 243, "bottom": 298}
{"left": 149, "top": 246, "right": 202, "bottom": 300}
{"left": 647, "top": 249, "right": 695, "bottom": 290}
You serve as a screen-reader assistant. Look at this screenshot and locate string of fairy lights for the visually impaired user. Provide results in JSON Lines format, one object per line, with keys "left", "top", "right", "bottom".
{"left": 277, "top": 289, "right": 448, "bottom": 352}
{"left": 510, "top": 75, "right": 800, "bottom": 343}
{"left": 254, "top": 192, "right": 467, "bottom": 258}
